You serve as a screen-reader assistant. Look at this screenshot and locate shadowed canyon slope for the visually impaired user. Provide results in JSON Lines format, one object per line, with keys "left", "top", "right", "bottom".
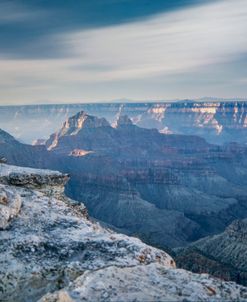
{"left": 175, "top": 219, "right": 247, "bottom": 286}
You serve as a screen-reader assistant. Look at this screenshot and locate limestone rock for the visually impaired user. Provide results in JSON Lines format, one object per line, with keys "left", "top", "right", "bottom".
{"left": 0, "top": 184, "right": 22, "bottom": 229}
{"left": 0, "top": 164, "right": 173, "bottom": 302}
{"left": 40, "top": 264, "right": 247, "bottom": 302}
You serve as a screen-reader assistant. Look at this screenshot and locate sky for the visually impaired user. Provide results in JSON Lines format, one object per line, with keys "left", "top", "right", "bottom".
{"left": 0, "top": 0, "right": 247, "bottom": 105}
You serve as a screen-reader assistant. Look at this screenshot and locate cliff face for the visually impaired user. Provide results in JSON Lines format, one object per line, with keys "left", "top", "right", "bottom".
{"left": 136, "top": 102, "right": 247, "bottom": 144}
{"left": 1, "top": 163, "right": 247, "bottom": 302}
{"left": 1, "top": 101, "right": 247, "bottom": 144}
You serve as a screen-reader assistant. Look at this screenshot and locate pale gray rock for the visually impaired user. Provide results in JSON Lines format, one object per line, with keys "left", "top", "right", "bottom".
{"left": 0, "top": 163, "right": 68, "bottom": 189}
{"left": 0, "top": 164, "right": 173, "bottom": 302}
{"left": 40, "top": 264, "right": 247, "bottom": 302}
{"left": 0, "top": 163, "right": 69, "bottom": 197}
{"left": 0, "top": 184, "right": 22, "bottom": 229}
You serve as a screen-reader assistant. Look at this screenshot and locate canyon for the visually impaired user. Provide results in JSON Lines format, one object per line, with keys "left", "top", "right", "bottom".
{"left": 1, "top": 111, "right": 247, "bottom": 250}
{"left": 1, "top": 107, "right": 247, "bottom": 289}
{"left": 1, "top": 163, "right": 247, "bottom": 302}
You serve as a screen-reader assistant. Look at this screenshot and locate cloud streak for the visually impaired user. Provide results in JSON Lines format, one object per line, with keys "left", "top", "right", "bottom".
{"left": 0, "top": 0, "right": 246, "bottom": 104}
{"left": 69, "top": 0, "right": 247, "bottom": 80}
{"left": 0, "top": 1, "right": 45, "bottom": 24}
{"left": 0, "top": 0, "right": 209, "bottom": 59}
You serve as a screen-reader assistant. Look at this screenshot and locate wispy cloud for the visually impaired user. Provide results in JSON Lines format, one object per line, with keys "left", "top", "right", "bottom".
{"left": 0, "top": 0, "right": 246, "bottom": 104}
{"left": 0, "top": 1, "right": 48, "bottom": 24}
{"left": 67, "top": 0, "right": 247, "bottom": 81}
{"left": 0, "top": 0, "right": 209, "bottom": 59}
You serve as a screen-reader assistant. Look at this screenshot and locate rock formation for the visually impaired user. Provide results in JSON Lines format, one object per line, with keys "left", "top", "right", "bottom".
{"left": 0, "top": 163, "right": 247, "bottom": 302}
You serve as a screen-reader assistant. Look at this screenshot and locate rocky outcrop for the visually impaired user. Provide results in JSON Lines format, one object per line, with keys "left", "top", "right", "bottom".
{"left": 40, "top": 264, "right": 247, "bottom": 302}
{"left": 57, "top": 111, "right": 110, "bottom": 136}
{"left": 46, "top": 111, "right": 112, "bottom": 154}
{"left": 0, "top": 164, "right": 69, "bottom": 189}
{"left": 0, "top": 163, "right": 172, "bottom": 301}
{"left": 175, "top": 219, "right": 247, "bottom": 286}
{"left": 0, "top": 163, "right": 247, "bottom": 302}
{"left": 0, "top": 184, "right": 21, "bottom": 229}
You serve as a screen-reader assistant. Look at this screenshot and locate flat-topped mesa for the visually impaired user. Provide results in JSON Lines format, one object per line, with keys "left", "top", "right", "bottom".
{"left": 0, "top": 164, "right": 69, "bottom": 196}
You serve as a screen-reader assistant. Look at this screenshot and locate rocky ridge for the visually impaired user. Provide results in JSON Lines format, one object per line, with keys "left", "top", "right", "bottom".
{"left": 1, "top": 163, "right": 247, "bottom": 301}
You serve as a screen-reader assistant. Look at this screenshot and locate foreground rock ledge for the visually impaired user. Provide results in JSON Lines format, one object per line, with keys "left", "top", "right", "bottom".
{"left": 0, "top": 164, "right": 246, "bottom": 302}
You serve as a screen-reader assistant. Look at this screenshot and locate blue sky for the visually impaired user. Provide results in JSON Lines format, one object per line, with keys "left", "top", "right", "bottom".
{"left": 0, "top": 0, "right": 246, "bottom": 104}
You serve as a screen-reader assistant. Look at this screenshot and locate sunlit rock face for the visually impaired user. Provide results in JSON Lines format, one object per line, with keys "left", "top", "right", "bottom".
{"left": 46, "top": 111, "right": 112, "bottom": 154}
{"left": 1, "top": 101, "right": 247, "bottom": 144}
{"left": 1, "top": 163, "right": 247, "bottom": 302}
{"left": 69, "top": 149, "right": 94, "bottom": 157}
{"left": 132, "top": 102, "right": 247, "bottom": 144}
